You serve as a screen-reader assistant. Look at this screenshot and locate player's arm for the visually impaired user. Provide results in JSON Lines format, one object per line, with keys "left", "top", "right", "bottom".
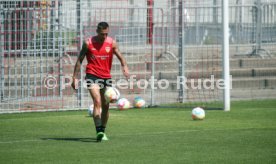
{"left": 71, "top": 42, "right": 88, "bottom": 89}
{"left": 113, "top": 40, "right": 129, "bottom": 78}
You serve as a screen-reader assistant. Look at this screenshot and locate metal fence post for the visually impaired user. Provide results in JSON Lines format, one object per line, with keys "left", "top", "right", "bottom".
{"left": 222, "top": 0, "right": 230, "bottom": 111}
{"left": 58, "top": 0, "right": 63, "bottom": 98}
{"left": 255, "top": 0, "right": 262, "bottom": 54}
{"left": 149, "top": 0, "right": 155, "bottom": 106}
{"left": 76, "top": 0, "right": 83, "bottom": 108}
{"left": 178, "top": 0, "right": 185, "bottom": 103}
{"left": 0, "top": 5, "right": 4, "bottom": 102}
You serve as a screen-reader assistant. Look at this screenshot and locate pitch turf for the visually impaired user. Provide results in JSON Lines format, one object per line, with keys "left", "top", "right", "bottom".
{"left": 0, "top": 100, "right": 276, "bottom": 164}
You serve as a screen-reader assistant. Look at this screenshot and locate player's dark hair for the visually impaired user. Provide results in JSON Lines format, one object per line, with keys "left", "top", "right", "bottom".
{"left": 97, "top": 22, "right": 109, "bottom": 30}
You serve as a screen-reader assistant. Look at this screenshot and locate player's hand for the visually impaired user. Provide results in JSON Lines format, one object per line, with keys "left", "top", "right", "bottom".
{"left": 122, "top": 65, "right": 130, "bottom": 78}
{"left": 71, "top": 77, "right": 78, "bottom": 90}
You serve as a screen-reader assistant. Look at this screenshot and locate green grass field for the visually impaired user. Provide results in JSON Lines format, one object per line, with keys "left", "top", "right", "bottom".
{"left": 0, "top": 100, "right": 276, "bottom": 164}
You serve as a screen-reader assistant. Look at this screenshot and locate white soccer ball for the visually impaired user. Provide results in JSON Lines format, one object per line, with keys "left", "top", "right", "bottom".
{"left": 133, "top": 96, "right": 146, "bottom": 108}
{"left": 104, "top": 87, "right": 120, "bottom": 103}
{"left": 88, "top": 104, "right": 94, "bottom": 117}
{"left": 117, "top": 98, "right": 130, "bottom": 110}
{"left": 192, "top": 107, "right": 205, "bottom": 120}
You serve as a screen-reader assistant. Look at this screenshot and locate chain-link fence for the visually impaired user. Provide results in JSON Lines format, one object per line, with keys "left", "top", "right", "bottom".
{"left": 0, "top": 0, "right": 275, "bottom": 113}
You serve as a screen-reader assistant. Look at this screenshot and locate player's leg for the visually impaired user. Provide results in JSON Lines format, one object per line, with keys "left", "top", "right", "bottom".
{"left": 100, "top": 87, "right": 109, "bottom": 140}
{"left": 100, "top": 87, "right": 109, "bottom": 127}
{"left": 87, "top": 84, "right": 104, "bottom": 141}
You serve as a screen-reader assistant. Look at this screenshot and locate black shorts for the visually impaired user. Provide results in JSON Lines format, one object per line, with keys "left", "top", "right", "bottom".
{"left": 85, "top": 74, "right": 112, "bottom": 89}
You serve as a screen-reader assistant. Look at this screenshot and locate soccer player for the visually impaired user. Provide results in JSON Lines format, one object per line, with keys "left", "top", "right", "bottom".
{"left": 71, "top": 22, "right": 129, "bottom": 141}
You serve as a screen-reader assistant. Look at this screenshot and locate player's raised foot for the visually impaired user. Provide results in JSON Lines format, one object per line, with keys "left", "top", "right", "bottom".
{"left": 96, "top": 132, "right": 104, "bottom": 142}
{"left": 102, "top": 133, "right": 109, "bottom": 141}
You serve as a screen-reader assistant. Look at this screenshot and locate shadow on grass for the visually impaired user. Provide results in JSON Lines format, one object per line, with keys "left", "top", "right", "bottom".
{"left": 41, "top": 137, "right": 98, "bottom": 143}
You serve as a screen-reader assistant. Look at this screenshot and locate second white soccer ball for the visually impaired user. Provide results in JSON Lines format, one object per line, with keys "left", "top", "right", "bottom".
{"left": 192, "top": 107, "right": 205, "bottom": 120}
{"left": 88, "top": 104, "right": 102, "bottom": 117}
{"left": 88, "top": 104, "right": 94, "bottom": 117}
{"left": 117, "top": 98, "right": 130, "bottom": 110}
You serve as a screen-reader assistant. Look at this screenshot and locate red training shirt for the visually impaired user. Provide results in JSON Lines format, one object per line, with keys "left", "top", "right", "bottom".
{"left": 85, "top": 36, "right": 114, "bottom": 78}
